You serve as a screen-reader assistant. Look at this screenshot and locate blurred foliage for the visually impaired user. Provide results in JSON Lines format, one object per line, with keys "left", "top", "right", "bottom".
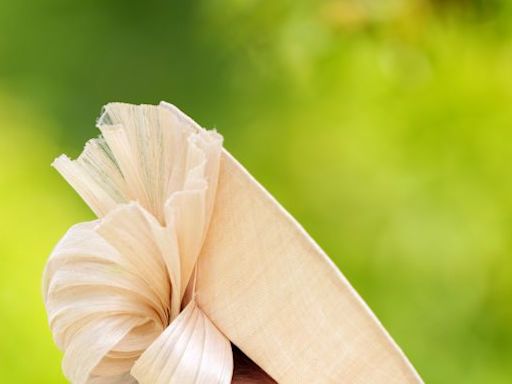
{"left": 1, "top": 0, "right": 512, "bottom": 383}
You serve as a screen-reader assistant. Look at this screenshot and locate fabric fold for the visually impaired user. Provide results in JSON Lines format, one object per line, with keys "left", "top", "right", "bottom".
{"left": 44, "top": 102, "right": 229, "bottom": 383}
{"left": 131, "top": 300, "right": 233, "bottom": 384}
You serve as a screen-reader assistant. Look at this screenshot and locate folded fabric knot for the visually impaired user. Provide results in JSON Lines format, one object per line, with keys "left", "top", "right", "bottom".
{"left": 43, "top": 102, "right": 233, "bottom": 384}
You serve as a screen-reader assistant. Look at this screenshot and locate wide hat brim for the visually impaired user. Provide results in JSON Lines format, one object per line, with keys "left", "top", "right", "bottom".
{"left": 164, "top": 103, "right": 423, "bottom": 383}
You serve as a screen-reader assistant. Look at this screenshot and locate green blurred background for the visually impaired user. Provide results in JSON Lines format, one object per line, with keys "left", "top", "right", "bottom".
{"left": 1, "top": 0, "right": 511, "bottom": 382}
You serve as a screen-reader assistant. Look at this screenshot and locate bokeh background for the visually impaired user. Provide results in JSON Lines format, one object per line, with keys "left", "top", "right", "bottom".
{"left": 1, "top": 0, "right": 512, "bottom": 382}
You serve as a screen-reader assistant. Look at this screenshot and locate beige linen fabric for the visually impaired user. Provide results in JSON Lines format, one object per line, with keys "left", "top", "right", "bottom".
{"left": 43, "top": 101, "right": 422, "bottom": 383}
{"left": 197, "top": 151, "right": 422, "bottom": 383}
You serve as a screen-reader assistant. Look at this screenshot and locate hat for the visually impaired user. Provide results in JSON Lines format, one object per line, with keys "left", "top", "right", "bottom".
{"left": 43, "top": 102, "right": 422, "bottom": 383}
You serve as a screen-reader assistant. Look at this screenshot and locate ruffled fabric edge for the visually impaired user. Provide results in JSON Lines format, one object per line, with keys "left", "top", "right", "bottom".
{"left": 44, "top": 102, "right": 233, "bottom": 383}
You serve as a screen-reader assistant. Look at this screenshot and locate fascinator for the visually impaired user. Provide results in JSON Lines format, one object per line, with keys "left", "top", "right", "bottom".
{"left": 43, "top": 102, "right": 422, "bottom": 383}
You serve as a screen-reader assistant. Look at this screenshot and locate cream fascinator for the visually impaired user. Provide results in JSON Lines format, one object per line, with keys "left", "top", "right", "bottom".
{"left": 43, "top": 102, "right": 423, "bottom": 383}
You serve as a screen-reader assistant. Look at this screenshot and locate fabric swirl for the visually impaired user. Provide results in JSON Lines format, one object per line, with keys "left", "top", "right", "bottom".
{"left": 43, "top": 102, "right": 233, "bottom": 384}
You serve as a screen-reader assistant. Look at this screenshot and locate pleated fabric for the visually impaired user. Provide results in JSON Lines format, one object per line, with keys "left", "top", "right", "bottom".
{"left": 43, "top": 103, "right": 233, "bottom": 384}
